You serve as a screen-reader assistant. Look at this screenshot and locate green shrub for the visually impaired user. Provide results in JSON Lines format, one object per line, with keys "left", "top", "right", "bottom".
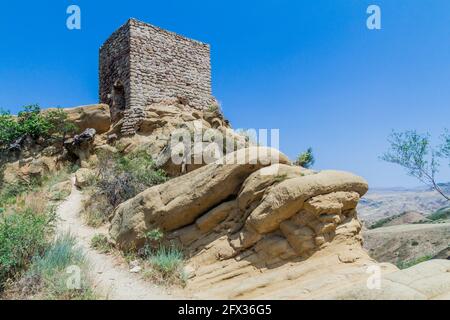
{"left": 149, "top": 246, "right": 183, "bottom": 276}
{"left": 0, "top": 110, "right": 20, "bottom": 147}
{"left": 0, "top": 209, "right": 53, "bottom": 290}
{"left": 145, "top": 229, "right": 164, "bottom": 242}
{"left": 396, "top": 255, "right": 433, "bottom": 270}
{"left": 145, "top": 245, "right": 185, "bottom": 286}
{"left": 139, "top": 230, "right": 186, "bottom": 286}
{"left": 369, "top": 216, "right": 395, "bottom": 229}
{"left": 22, "top": 233, "right": 96, "bottom": 300}
{"left": 90, "top": 234, "right": 112, "bottom": 254}
{"left": 0, "top": 105, "right": 75, "bottom": 150}
{"left": 294, "top": 147, "right": 315, "bottom": 169}
{"left": 428, "top": 207, "right": 450, "bottom": 221}
{"left": 93, "top": 150, "right": 167, "bottom": 209}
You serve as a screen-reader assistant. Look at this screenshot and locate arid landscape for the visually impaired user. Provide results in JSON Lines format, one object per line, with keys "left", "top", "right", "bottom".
{"left": 1, "top": 8, "right": 450, "bottom": 303}
{"left": 358, "top": 188, "right": 450, "bottom": 268}
{"left": 1, "top": 99, "right": 449, "bottom": 300}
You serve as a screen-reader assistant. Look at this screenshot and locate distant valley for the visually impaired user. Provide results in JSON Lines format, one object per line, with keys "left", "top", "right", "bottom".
{"left": 357, "top": 184, "right": 450, "bottom": 224}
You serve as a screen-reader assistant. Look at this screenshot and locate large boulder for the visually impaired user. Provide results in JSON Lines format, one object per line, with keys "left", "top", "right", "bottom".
{"left": 2, "top": 156, "right": 58, "bottom": 184}
{"left": 74, "top": 168, "right": 95, "bottom": 189}
{"left": 245, "top": 170, "right": 368, "bottom": 235}
{"left": 62, "top": 104, "right": 111, "bottom": 134}
{"left": 64, "top": 128, "right": 96, "bottom": 166}
{"left": 109, "top": 147, "right": 290, "bottom": 249}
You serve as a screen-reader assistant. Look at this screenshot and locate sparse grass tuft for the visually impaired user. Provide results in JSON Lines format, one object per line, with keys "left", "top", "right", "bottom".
{"left": 396, "top": 255, "right": 433, "bottom": 270}
{"left": 16, "top": 233, "right": 97, "bottom": 300}
{"left": 0, "top": 168, "right": 97, "bottom": 300}
{"left": 90, "top": 234, "right": 113, "bottom": 254}
{"left": 144, "top": 245, "right": 186, "bottom": 287}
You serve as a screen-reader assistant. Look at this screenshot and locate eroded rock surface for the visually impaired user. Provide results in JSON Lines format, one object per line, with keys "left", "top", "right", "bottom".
{"left": 108, "top": 144, "right": 422, "bottom": 299}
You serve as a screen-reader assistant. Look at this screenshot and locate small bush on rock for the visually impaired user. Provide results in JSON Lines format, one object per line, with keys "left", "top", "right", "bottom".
{"left": 143, "top": 245, "right": 186, "bottom": 287}
{"left": 82, "top": 150, "right": 167, "bottom": 226}
{"left": 139, "top": 229, "right": 186, "bottom": 287}
{"left": 294, "top": 147, "right": 315, "bottom": 169}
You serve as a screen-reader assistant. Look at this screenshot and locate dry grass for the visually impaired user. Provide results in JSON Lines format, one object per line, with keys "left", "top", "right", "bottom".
{"left": 11, "top": 191, "right": 50, "bottom": 216}
{"left": 81, "top": 189, "right": 112, "bottom": 227}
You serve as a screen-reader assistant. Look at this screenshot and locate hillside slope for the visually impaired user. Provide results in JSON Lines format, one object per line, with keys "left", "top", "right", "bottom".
{"left": 363, "top": 223, "right": 450, "bottom": 265}
{"left": 358, "top": 187, "right": 449, "bottom": 223}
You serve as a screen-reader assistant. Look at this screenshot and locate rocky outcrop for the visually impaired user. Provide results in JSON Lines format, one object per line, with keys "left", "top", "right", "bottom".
{"left": 108, "top": 144, "right": 434, "bottom": 299}
{"left": 110, "top": 147, "right": 290, "bottom": 248}
{"left": 64, "top": 128, "right": 96, "bottom": 167}
{"left": 74, "top": 168, "right": 95, "bottom": 189}
{"left": 2, "top": 156, "right": 58, "bottom": 184}
{"left": 61, "top": 104, "right": 111, "bottom": 134}
{"left": 108, "top": 99, "right": 247, "bottom": 177}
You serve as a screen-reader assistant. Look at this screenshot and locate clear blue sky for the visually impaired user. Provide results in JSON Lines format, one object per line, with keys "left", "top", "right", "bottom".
{"left": 1, "top": 0, "right": 449, "bottom": 188}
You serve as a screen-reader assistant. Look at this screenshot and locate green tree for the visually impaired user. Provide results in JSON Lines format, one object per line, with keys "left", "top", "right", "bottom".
{"left": 17, "top": 105, "right": 52, "bottom": 139}
{"left": 440, "top": 129, "right": 450, "bottom": 165}
{"left": 0, "top": 110, "right": 20, "bottom": 147}
{"left": 0, "top": 105, "right": 75, "bottom": 150}
{"left": 382, "top": 130, "right": 449, "bottom": 201}
{"left": 294, "top": 147, "right": 315, "bottom": 169}
{"left": 44, "top": 108, "right": 77, "bottom": 145}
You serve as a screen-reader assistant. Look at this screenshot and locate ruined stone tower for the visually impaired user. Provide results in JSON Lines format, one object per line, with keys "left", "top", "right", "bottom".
{"left": 99, "top": 18, "right": 213, "bottom": 135}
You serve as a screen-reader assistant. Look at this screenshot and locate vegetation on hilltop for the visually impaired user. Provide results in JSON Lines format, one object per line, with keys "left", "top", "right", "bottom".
{"left": 295, "top": 147, "right": 315, "bottom": 169}
{"left": 0, "top": 105, "right": 76, "bottom": 150}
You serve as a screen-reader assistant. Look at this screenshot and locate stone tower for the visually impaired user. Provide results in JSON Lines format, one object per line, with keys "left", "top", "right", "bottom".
{"left": 99, "top": 18, "right": 214, "bottom": 135}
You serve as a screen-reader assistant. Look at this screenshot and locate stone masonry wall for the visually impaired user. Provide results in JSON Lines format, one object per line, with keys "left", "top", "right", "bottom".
{"left": 128, "top": 19, "right": 213, "bottom": 110}
{"left": 99, "top": 23, "right": 131, "bottom": 123}
{"left": 99, "top": 19, "right": 213, "bottom": 135}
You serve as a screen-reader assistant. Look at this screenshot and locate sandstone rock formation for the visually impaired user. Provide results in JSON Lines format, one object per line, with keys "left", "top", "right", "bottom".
{"left": 59, "top": 104, "right": 111, "bottom": 134}
{"left": 2, "top": 156, "right": 58, "bottom": 184}
{"left": 64, "top": 128, "right": 97, "bottom": 167}
{"left": 74, "top": 168, "right": 95, "bottom": 189}
{"left": 107, "top": 136, "right": 450, "bottom": 299}
{"left": 3, "top": 99, "right": 449, "bottom": 300}
{"left": 109, "top": 98, "right": 247, "bottom": 176}
{"left": 106, "top": 144, "right": 396, "bottom": 299}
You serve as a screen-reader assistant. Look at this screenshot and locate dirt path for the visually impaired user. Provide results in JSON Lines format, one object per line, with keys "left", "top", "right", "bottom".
{"left": 56, "top": 178, "right": 178, "bottom": 300}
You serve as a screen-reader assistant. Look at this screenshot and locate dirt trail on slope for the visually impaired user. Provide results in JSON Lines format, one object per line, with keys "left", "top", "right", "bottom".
{"left": 56, "top": 178, "right": 179, "bottom": 300}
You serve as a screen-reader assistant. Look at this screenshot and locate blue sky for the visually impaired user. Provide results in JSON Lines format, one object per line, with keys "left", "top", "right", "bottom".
{"left": 0, "top": 0, "right": 449, "bottom": 188}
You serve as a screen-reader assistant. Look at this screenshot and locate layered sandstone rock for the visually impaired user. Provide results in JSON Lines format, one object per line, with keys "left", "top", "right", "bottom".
{"left": 109, "top": 99, "right": 248, "bottom": 176}
{"left": 109, "top": 147, "right": 290, "bottom": 248}
{"left": 62, "top": 104, "right": 111, "bottom": 134}
{"left": 2, "top": 156, "right": 58, "bottom": 184}
{"left": 108, "top": 146, "right": 397, "bottom": 299}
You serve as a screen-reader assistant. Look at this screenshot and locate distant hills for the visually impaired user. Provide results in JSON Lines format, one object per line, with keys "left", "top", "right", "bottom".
{"left": 357, "top": 184, "right": 450, "bottom": 224}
